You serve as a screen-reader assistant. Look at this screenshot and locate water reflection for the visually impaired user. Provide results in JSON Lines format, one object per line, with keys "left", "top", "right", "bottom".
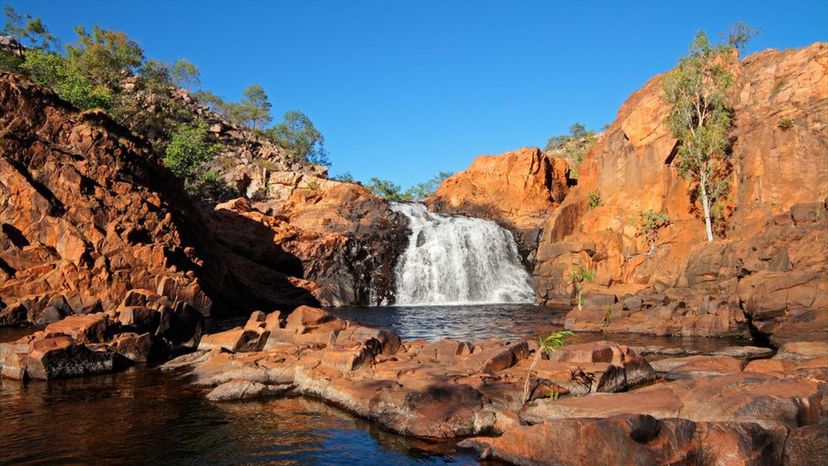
{"left": 330, "top": 304, "right": 750, "bottom": 351}
{"left": 0, "top": 360, "right": 481, "bottom": 465}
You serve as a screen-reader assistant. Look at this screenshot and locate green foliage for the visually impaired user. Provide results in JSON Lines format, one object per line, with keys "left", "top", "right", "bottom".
{"left": 638, "top": 209, "right": 670, "bottom": 254}
{"left": 66, "top": 25, "right": 144, "bottom": 91}
{"left": 569, "top": 264, "right": 596, "bottom": 310}
{"left": 522, "top": 330, "right": 575, "bottom": 404}
{"left": 163, "top": 121, "right": 218, "bottom": 178}
{"left": 235, "top": 84, "right": 271, "bottom": 130}
{"left": 663, "top": 30, "right": 735, "bottom": 242}
{"left": 365, "top": 171, "right": 453, "bottom": 201}
{"left": 268, "top": 110, "right": 329, "bottom": 165}
{"left": 601, "top": 308, "right": 612, "bottom": 328}
{"left": 303, "top": 180, "right": 320, "bottom": 191}
{"left": 366, "top": 177, "right": 410, "bottom": 201}
{"left": 638, "top": 209, "right": 670, "bottom": 234}
{"left": 722, "top": 22, "right": 760, "bottom": 54}
{"left": 545, "top": 122, "right": 597, "bottom": 178}
{"left": 2, "top": 5, "right": 57, "bottom": 50}
{"left": 777, "top": 118, "right": 793, "bottom": 131}
{"left": 587, "top": 191, "right": 603, "bottom": 209}
{"left": 21, "top": 49, "right": 113, "bottom": 110}
{"left": 330, "top": 172, "right": 355, "bottom": 183}
{"left": 0, "top": 49, "right": 22, "bottom": 71}
{"left": 171, "top": 58, "right": 200, "bottom": 91}
{"left": 404, "top": 171, "right": 453, "bottom": 200}
{"left": 194, "top": 85, "right": 275, "bottom": 133}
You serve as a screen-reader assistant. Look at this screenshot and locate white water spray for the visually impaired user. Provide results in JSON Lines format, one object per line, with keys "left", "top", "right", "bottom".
{"left": 390, "top": 203, "right": 535, "bottom": 305}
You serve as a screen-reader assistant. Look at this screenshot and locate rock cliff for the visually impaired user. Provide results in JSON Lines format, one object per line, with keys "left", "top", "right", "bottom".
{"left": 532, "top": 43, "right": 828, "bottom": 344}
{"left": 0, "top": 71, "right": 406, "bottom": 332}
{"left": 427, "top": 146, "right": 571, "bottom": 257}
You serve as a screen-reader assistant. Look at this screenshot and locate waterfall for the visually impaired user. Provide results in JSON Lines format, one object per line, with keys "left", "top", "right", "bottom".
{"left": 390, "top": 202, "right": 535, "bottom": 305}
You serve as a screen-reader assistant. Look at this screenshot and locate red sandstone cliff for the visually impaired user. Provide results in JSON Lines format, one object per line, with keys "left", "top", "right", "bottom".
{"left": 427, "top": 147, "right": 571, "bottom": 255}
{"left": 533, "top": 43, "right": 828, "bottom": 344}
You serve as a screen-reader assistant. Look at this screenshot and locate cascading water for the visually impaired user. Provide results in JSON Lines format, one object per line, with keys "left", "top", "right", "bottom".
{"left": 390, "top": 202, "right": 535, "bottom": 305}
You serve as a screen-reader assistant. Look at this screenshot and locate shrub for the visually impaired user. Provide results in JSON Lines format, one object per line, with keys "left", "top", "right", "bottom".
{"left": 163, "top": 121, "right": 218, "bottom": 178}
{"left": 522, "top": 330, "right": 575, "bottom": 404}
{"left": 777, "top": 118, "right": 794, "bottom": 131}
{"left": 638, "top": 209, "right": 669, "bottom": 254}
{"left": 569, "top": 264, "right": 597, "bottom": 310}
{"left": 404, "top": 171, "right": 453, "bottom": 200}
{"left": 268, "top": 110, "right": 328, "bottom": 166}
{"left": 366, "top": 177, "right": 410, "bottom": 201}
{"left": 587, "top": 191, "right": 603, "bottom": 209}
{"left": 330, "top": 172, "right": 355, "bottom": 183}
{"left": 545, "top": 122, "right": 597, "bottom": 179}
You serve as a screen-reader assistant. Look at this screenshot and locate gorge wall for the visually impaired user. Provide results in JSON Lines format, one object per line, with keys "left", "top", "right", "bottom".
{"left": 435, "top": 43, "right": 828, "bottom": 345}
{"left": 0, "top": 71, "right": 407, "bottom": 331}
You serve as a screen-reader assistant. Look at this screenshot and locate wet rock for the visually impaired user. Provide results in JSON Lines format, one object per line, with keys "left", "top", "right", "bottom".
{"left": 206, "top": 379, "right": 293, "bottom": 401}
{"left": 459, "top": 414, "right": 787, "bottom": 466}
{"left": 523, "top": 372, "right": 821, "bottom": 430}
{"left": 784, "top": 418, "right": 828, "bottom": 465}
{"left": 25, "top": 336, "right": 114, "bottom": 380}
{"left": 44, "top": 313, "right": 113, "bottom": 344}
{"left": 111, "top": 332, "right": 153, "bottom": 363}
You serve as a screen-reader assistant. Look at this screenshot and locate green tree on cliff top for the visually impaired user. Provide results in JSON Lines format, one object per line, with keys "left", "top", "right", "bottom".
{"left": 663, "top": 31, "right": 736, "bottom": 242}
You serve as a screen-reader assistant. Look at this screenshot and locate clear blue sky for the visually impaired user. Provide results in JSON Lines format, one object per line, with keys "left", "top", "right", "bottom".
{"left": 7, "top": 1, "right": 827, "bottom": 188}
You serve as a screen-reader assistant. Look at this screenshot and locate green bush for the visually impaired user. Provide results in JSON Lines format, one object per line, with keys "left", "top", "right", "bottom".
{"left": 545, "top": 122, "right": 597, "bottom": 179}
{"left": 163, "top": 121, "right": 218, "bottom": 178}
{"left": 268, "top": 110, "right": 328, "bottom": 166}
{"left": 777, "top": 118, "right": 794, "bottom": 131}
{"left": 638, "top": 209, "right": 670, "bottom": 254}
{"left": 587, "top": 191, "right": 603, "bottom": 209}
{"left": 366, "top": 177, "right": 410, "bottom": 201}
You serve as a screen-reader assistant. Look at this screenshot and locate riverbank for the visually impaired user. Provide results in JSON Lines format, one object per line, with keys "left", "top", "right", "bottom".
{"left": 160, "top": 306, "right": 826, "bottom": 465}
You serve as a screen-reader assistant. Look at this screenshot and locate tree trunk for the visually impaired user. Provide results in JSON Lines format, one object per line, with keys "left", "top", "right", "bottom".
{"left": 522, "top": 350, "right": 543, "bottom": 405}
{"left": 700, "top": 173, "right": 714, "bottom": 242}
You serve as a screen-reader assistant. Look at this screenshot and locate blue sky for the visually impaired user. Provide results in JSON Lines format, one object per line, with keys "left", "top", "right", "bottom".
{"left": 7, "top": 1, "right": 827, "bottom": 188}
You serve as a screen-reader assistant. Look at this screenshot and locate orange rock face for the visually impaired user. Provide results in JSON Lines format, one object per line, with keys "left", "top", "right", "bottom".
{"left": 532, "top": 43, "right": 828, "bottom": 344}
{"left": 427, "top": 147, "right": 571, "bottom": 254}
{"left": 0, "top": 73, "right": 213, "bottom": 324}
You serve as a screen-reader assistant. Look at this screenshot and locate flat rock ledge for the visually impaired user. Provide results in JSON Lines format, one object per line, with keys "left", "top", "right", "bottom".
{"left": 162, "top": 307, "right": 827, "bottom": 465}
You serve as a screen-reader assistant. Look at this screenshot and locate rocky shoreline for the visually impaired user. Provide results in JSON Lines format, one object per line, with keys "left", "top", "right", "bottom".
{"left": 145, "top": 307, "right": 824, "bottom": 465}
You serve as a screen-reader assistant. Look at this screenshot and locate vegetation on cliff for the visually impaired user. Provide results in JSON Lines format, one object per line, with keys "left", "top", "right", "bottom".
{"left": 0, "top": 5, "right": 330, "bottom": 183}
{"left": 544, "top": 122, "right": 597, "bottom": 178}
{"left": 663, "top": 30, "right": 746, "bottom": 241}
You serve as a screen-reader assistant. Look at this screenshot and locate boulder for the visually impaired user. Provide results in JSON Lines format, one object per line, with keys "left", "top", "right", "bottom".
{"left": 25, "top": 336, "right": 114, "bottom": 380}
{"left": 459, "top": 414, "right": 787, "bottom": 466}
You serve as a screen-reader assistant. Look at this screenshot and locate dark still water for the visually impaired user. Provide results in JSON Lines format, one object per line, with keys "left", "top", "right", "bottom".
{"left": 0, "top": 362, "right": 480, "bottom": 465}
{"left": 1, "top": 304, "right": 750, "bottom": 465}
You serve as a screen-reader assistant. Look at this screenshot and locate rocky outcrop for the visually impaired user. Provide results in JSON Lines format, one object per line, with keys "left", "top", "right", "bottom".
{"left": 0, "top": 292, "right": 204, "bottom": 379}
{"left": 162, "top": 307, "right": 826, "bottom": 465}
{"left": 124, "top": 74, "right": 410, "bottom": 307}
{"left": 532, "top": 43, "right": 828, "bottom": 344}
{"left": 0, "top": 72, "right": 223, "bottom": 325}
{"left": 0, "top": 70, "right": 408, "bottom": 331}
{"left": 208, "top": 184, "right": 408, "bottom": 306}
{"left": 427, "top": 147, "right": 571, "bottom": 256}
